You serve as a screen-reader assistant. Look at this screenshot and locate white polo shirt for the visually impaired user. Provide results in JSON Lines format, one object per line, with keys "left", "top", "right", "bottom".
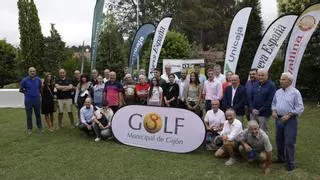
{"left": 204, "top": 109, "right": 226, "bottom": 134}
{"left": 220, "top": 119, "right": 243, "bottom": 141}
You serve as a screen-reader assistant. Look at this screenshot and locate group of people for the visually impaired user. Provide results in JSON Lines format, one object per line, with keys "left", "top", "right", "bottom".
{"left": 19, "top": 63, "right": 304, "bottom": 173}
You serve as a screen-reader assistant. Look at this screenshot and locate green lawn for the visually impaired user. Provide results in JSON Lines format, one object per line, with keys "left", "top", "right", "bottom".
{"left": 0, "top": 104, "right": 320, "bottom": 180}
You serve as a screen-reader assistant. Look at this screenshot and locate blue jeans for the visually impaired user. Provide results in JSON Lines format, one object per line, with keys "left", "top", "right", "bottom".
{"left": 24, "top": 98, "right": 42, "bottom": 130}
{"left": 275, "top": 117, "right": 297, "bottom": 167}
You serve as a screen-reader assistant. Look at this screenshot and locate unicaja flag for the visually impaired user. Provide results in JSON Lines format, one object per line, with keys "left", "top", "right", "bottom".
{"left": 251, "top": 15, "right": 298, "bottom": 70}
{"left": 90, "top": 0, "right": 105, "bottom": 71}
{"left": 284, "top": 3, "right": 320, "bottom": 86}
{"left": 129, "top": 24, "right": 156, "bottom": 69}
{"left": 148, "top": 17, "right": 172, "bottom": 78}
{"left": 224, "top": 7, "right": 252, "bottom": 74}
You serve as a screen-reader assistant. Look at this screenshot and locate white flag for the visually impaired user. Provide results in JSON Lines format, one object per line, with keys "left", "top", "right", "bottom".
{"left": 224, "top": 7, "right": 252, "bottom": 74}
{"left": 251, "top": 15, "right": 297, "bottom": 70}
{"left": 284, "top": 4, "right": 320, "bottom": 86}
{"left": 148, "top": 17, "right": 172, "bottom": 78}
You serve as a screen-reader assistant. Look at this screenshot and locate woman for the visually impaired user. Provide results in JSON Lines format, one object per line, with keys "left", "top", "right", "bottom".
{"left": 41, "top": 73, "right": 55, "bottom": 132}
{"left": 147, "top": 77, "right": 163, "bottom": 106}
{"left": 93, "top": 75, "right": 105, "bottom": 107}
{"left": 135, "top": 75, "right": 149, "bottom": 105}
{"left": 184, "top": 72, "right": 203, "bottom": 117}
{"left": 75, "top": 74, "right": 92, "bottom": 122}
{"left": 123, "top": 74, "right": 136, "bottom": 105}
{"left": 164, "top": 74, "right": 179, "bottom": 107}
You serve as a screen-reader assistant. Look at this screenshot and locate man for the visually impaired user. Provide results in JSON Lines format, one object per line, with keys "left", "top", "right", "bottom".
{"left": 78, "top": 98, "right": 95, "bottom": 136}
{"left": 223, "top": 74, "right": 246, "bottom": 125}
{"left": 214, "top": 108, "right": 243, "bottom": 165}
{"left": 103, "top": 69, "right": 110, "bottom": 83}
{"left": 91, "top": 69, "right": 99, "bottom": 86}
{"left": 153, "top": 68, "right": 166, "bottom": 90}
{"left": 123, "top": 73, "right": 136, "bottom": 105}
{"left": 72, "top": 70, "right": 81, "bottom": 104}
{"left": 213, "top": 64, "right": 226, "bottom": 84}
{"left": 194, "top": 64, "right": 206, "bottom": 84}
{"left": 202, "top": 69, "right": 223, "bottom": 112}
{"left": 104, "top": 71, "right": 124, "bottom": 113}
{"left": 55, "top": 69, "right": 75, "bottom": 129}
{"left": 203, "top": 100, "right": 226, "bottom": 149}
{"left": 248, "top": 69, "right": 276, "bottom": 132}
{"left": 238, "top": 120, "right": 272, "bottom": 174}
{"left": 271, "top": 72, "right": 304, "bottom": 171}
{"left": 245, "top": 68, "right": 259, "bottom": 121}
{"left": 178, "top": 69, "right": 189, "bottom": 108}
{"left": 19, "top": 67, "right": 43, "bottom": 134}
{"left": 161, "top": 63, "right": 179, "bottom": 83}
{"left": 92, "top": 101, "right": 114, "bottom": 142}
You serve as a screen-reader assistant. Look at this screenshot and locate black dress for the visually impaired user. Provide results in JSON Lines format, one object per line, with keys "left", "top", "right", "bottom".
{"left": 41, "top": 85, "right": 55, "bottom": 114}
{"left": 164, "top": 83, "right": 179, "bottom": 107}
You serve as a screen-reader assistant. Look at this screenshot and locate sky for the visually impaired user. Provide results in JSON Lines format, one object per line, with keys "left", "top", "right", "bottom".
{"left": 0, "top": 0, "right": 278, "bottom": 46}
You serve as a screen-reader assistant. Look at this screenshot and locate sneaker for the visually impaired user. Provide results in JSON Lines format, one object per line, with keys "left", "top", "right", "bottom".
{"left": 225, "top": 158, "right": 236, "bottom": 166}
{"left": 94, "top": 137, "right": 101, "bottom": 142}
{"left": 27, "top": 129, "right": 32, "bottom": 135}
{"left": 286, "top": 165, "right": 295, "bottom": 172}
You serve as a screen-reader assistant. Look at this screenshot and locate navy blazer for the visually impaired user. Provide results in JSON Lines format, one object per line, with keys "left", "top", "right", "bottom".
{"left": 223, "top": 85, "right": 246, "bottom": 116}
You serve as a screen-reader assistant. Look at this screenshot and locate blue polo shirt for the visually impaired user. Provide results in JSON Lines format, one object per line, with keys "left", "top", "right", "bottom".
{"left": 249, "top": 80, "right": 276, "bottom": 117}
{"left": 20, "top": 76, "right": 42, "bottom": 100}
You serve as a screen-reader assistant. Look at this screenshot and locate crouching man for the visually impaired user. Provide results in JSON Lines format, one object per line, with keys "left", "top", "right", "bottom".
{"left": 214, "top": 109, "right": 243, "bottom": 166}
{"left": 238, "top": 120, "right": 272, "bottom": 174}
{"left": 92, "top": 101, "right": 114, "bottom": 142}
{"left": 79, "top": 98, "right": 94, "bottom": 135}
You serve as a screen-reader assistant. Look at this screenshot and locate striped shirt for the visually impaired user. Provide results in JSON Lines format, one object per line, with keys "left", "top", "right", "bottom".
{"left": 271, "top": 86, "right": 304, "bottom": 116}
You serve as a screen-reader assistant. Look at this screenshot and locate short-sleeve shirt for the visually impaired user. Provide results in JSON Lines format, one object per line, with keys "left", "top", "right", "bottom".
{"left": 20, "top": 76, "right": 42, "bottom": 100}
{"left": 204, "top": 109, "right": 226, "bottom": 134}
{"left": 104, "top": 81, "right": 123, "bottom": 107}
{"left": 239, "top": 129, "right": 272, "bottom": 152}
{"left": 56, "top": 78, "right": 73, "bottom": 99}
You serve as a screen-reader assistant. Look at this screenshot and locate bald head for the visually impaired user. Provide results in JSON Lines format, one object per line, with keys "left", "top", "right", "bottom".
{"left": 258, "top": 69, "right": 268, "bottom": 83}
{"left": 231, "top": 74, "right": 240, "bottom": 87}
{"left": 59, "top": 69, "right": 66, "bottom": 78}
{"left": 28, "top": 67, "right": 36, "bottom": 78}
{"left": 109, "top": 71, "right": 116, "bottom": 82}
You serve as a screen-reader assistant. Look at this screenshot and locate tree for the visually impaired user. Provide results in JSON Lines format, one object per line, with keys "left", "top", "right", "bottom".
{"left": 17, "top": 0, "right": 44, "bottom": 74}
{"left": 43, "top": 24, "right": 68, "bottom": 75}
{"left": 96, "top": 15, "right": 126, "bottom": 80}
{"left": 236, "top": 0, "right": 263, "bottom": 84}
{"left": 141, "top": 31, "right": 191, "bottom": 71}
{"left": 0, "top": 40, "right": 17, "bottom": 87}
{"left": 278, "top": 0, "right": 320, "bottom": 99}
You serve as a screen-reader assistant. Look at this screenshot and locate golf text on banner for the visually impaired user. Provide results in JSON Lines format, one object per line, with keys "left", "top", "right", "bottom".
{"left": 148, "top": 17, "right": 172, "bottom": 79}
{"left": 251, "top": 15, "right": 298, "bottom": 71}
{"left": 284, "top": 3, "right": 320, "bottom": 86}
{"left": 129, "top": 24, "right": 156, "bottom": 70}
{"left": 112, "top": 105, "right": 206, "bottom": 153}
{"left": 90, "top": 0, "right": 105, "bottom": 71}
{"left": 224, "top": 7, "right": 252, "bottom": 74}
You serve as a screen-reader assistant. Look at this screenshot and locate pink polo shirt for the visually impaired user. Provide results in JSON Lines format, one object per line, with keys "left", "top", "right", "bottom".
{"left": 202, "top": 79, "right": 223, "bottom": 101}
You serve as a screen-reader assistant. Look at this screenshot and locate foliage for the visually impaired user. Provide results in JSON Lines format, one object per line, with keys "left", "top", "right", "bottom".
{"left": 0, "top": 40, "right": 18, "bottom": 88}
{"left": 96, "top": 14, "right": 126, "bottom": 80}
{"left": 236, "top": 0, "right": 263, "bottom": 84}
{"left": 140, "top": 31, "right": 191, "bottom": 72}
{"left": 278, "top": 0, "right": 320, "bottom": 98}
{"left": 42, "top": 24, "right": 68, "bottom": 75}
{"left": 63, "top": 56, "right": 90, "bottom": 79}
{"left": 17, "top": 0, "right": 44, "bottom": 74}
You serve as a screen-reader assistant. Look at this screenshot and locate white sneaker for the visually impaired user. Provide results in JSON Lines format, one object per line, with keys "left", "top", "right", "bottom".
{"left": 94, "top": 137, "right": 101, "bottom": 142}
{"left": 225, "top": 158, "right": 236, "bottom": 166}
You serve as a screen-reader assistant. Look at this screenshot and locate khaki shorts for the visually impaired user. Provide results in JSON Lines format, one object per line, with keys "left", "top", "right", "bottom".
{"left": 58, "top": 99, "right": 73, "bottom": 113}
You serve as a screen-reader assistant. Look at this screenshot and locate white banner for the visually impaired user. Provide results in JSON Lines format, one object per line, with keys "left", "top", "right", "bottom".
{"left": 251, "top": 15, "right": 298, "bottom": 70}
{"left": 0, "top": 89, "right": 24, "bottom": 108}
{"left": 162, "top": 59, "right": 205, "bottom": 76}
{"left": 112, "top": 105, "right": 205, "bottom": 153}
{"left": 284, "top": 4, "right": 320, "bottom": 86}
{"left": 148, "top": 17, "right": 172, "bottom": 79}
{"left": 224, "top": 7, "right": 252, "bottom": 74}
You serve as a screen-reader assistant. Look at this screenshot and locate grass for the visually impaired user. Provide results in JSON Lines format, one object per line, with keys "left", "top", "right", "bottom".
{"left": 0, "top": 103, "right": 320, "bottom": 180}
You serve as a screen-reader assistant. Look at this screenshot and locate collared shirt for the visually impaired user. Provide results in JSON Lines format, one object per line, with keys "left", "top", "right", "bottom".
{"left": 231, "top": 86, "right": 238, "bottom": 106}
{"left": 220, "top": 119, "right": 243, "bottom": 141}
{"left": 178, "top": 78, "right": 189, "bottom": 100}
{"left": 238, "top": 129, "right": 272, "bottom": 152}
{"left": 215, "top": 73, "right": 226, "bottom": 84}
{"left": 80, "top": 105, "right": 94, "bottom": 124}
{"left": 56, "top": 78, "right": 73, "bottom": 99}
{"left": 104, "top": 81, "right": 124, "bottom": 107}
{"left": 204, "top": 109, "right": 226, "bottom": 134}
{"left": 93, "top": 83, "right": 105, "bottom": 105}
{"left": 271, "top": 85, "right": 304, "bottom": 116}
{"left": 20, "top": 76, "right": 42, "bottom": 100}
{"left": 203, "top": 79, "right": 223, "bottom": 100}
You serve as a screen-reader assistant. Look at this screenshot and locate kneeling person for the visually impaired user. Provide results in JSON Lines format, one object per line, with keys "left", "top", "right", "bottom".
{"left": 79, "top": 98, "right": 94, "bottom": 135}
{"left": 214, "top": 109, "right": 243, "bottom": 166}
{"left": 93, "top": 101, "right": 114, "bottom": 142}
{"left": 238, "top": 120, "right": 272, "bottom": 173}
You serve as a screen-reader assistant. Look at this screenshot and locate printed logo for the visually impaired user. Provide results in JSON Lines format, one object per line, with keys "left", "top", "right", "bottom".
{"left": 143, "top": 113, "right": 163, "bottom": 133}
{"left": 298, "top": 15, "right": 316, "bottom": 31}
